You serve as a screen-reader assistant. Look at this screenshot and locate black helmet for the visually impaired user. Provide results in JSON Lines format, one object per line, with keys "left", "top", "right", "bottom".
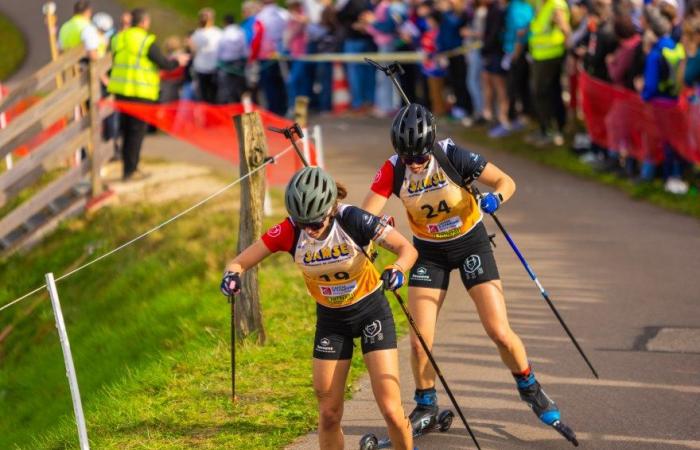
{"left": 390, "top": 104, "right": 436, "bottom": 157}
{"left": 285, "top": 166, "right": 337, "bottom": 223}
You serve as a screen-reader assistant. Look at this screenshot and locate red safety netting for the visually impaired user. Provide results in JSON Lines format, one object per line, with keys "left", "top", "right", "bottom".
{"left": 579, "top": 72, "right": 700, "bottom": 164}
{"left": 112, "top": 100, "right": 316, "bottom": 185}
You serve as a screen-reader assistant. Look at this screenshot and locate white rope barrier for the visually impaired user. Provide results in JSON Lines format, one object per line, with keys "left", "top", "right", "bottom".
{"left": 0, "top": 144, "right": 295, "bottom": 313}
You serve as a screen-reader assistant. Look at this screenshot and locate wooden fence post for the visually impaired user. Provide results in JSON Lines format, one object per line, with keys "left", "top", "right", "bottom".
{"left": 87, "top": 58, "right": 103, "bottom": 197}
{"left": 232, "top": 112, "right": 267, "bottom": 345}
{"left": 294, "top": 96, "right": 309, "bottom": 128}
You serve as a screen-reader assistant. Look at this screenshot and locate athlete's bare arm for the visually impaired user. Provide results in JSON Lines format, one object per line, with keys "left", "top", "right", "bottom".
{"left": 225, "top": 240, "right": 272, "bottom": 274}
{"left": 377, "top": 228, "right": 418, "bottom": 273}
{"left": 362, "top": 191, "right": 389, "bottom": 216}
{"left": 477, "top": 162, "right": 516, "bottom": 203}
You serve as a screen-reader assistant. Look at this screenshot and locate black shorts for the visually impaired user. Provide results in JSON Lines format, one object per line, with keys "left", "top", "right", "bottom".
{"left": 314, "top": 288, "right": 398, "bottom": 360}
{"left": 408, "top": 222, "right": 500, "bottom": 291}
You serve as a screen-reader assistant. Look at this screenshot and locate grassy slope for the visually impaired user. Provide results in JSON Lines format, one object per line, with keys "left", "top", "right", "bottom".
{"left": 0, "top": 13, "right": 27, "bottom": 81}
{"left": 458, "top": 125, "right": 700, "bottom": 219}
{"left": 0, "top": 187, "right": 407, "bottom": 449}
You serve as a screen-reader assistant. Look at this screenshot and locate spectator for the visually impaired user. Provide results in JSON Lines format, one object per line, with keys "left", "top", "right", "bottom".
{"left": 421, "top": 10, "right": 449, "bottom": 115}
{"left": 583, "top": 0, "right": 618, "bottom": 82}
{"left": 463, "top": 0, "right": 488, "bottom": 122}
{"left": 527, "top": 0, "right": 570, "bottom": 146}
{"left": 659, "top": 0, "right": 682, "bottom": 42}
{"left": 58, "top": 0, "right": 100, "bottom": 60}
{"left": 480, "top": 0, "right": 509, "bottom": 136}
{"left": 257, "top": 0, "right": 291, "bottom": 116}
{"left": 566, "top": 0, "right": 591, "bottom": 118}
{"left": 337, "top": 0, "right": 377, "bottom": 112}
{"left": 241, "top": 1, "right": 264, "bottom": 104}
{"left": 436, "top": 0, "right": 473, "bottom": 123}
{"left": 160, "top": 36, "right": 187, "bottom": 103}
{"left": 191, "top": 8, "right": 223, "bottom": 103}
{"left": 285, "top": 0, "right": 310, "bottom": 111}
{"left": 640, "top": 6, "right": 688, "bottom": 191}
{"left": 500, "top": 0, "right": 533, "bottom": 134}
{"left": 217, "top": 14, "right": 249, "bottom": 104}
{"left": 310, "top": 3, "right": 341, "bottom": 113}
{"left": 367, "top": 0, "right": 405, "bottom": 117}
{"left": 108, "top": 8, "right": 189, "bottom": 180}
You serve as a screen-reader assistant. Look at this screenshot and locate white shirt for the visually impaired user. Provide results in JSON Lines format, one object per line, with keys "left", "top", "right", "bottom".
{"left": 256, "top": 4, "right": 290, "bottom": 58}
{"left": 218, "top": 24, "right": 248, "bottom": 61}
{"left": 191, "top": 26, "right": 223, "bottom": 73}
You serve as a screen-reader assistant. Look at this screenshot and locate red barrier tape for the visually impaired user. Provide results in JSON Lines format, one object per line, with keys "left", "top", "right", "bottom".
{"left": 113, "top": 100, "right": 313, "bottom": 185}
{"left": 579, "top": 72, "right": 700, "bottom": 164}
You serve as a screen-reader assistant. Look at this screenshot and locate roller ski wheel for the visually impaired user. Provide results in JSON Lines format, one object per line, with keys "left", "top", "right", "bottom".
{"left": 437, "top": 409, "right": 453, "bottom": 432}
{"left": 552, "top": 420, "right": 579, "bottom": 447}
{"left": 359, "top": 433, "right": 379, "bottom": 450}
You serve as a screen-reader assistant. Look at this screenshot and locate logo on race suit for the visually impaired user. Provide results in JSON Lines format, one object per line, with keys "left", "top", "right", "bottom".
{"left": 303, "top": 243, "right": 351, "bottom": 264}
{"left": 267, "top": 224, "right": 282, "bottom": 238}
{"left": 363, "top": 213, "right": 373, "bottom": 225}
{"left": 316, "top": 336, "right": 335, "bottom": 354}
{"left": 363, "top": 320, "right": 384, "bottom": 345}
{"left": 373, "top": 168, "right": 382, "bottom": 184}
{"left": 412, "top": 266, "right": 431, "bottom": 282}
{"left": 406, "top": 171, "right": 448, "bottom": 196}
{"left": 319, "top": 282, "right": 357, "bottom": 298}
{"left": 463, "top": 254, "right": 484, "bottom": 280}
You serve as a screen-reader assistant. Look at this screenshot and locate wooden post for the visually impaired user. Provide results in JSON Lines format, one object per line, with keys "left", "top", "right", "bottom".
{"left": 86, "top": 59, "right": 103, "bottom": 197}
{"left": 43, "top": 2, "right": 63, "bottom": 88}
{"left": 232, "top": 112, "right": 268, "bottom": 345}
{"left": 294, "top": 96, "right": 309, "bottom": 128}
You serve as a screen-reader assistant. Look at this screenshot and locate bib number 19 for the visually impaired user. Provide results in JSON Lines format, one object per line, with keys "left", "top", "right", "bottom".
{"left": 319, "top": 272, "right": 350, "bottom": 282}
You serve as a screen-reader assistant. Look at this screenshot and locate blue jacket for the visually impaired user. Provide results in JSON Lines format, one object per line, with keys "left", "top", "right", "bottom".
{"left": 642, "top": 36, "right": 678, "bottom": 101}
{"left": 503, "top": 0, "right": 533, "bottom": 54}
{"left": 437, "top": 12, "right": 466, "bottom": 51}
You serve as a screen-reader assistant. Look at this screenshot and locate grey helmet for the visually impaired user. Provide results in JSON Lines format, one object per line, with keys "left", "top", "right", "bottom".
{"left": 390, "top": 104, "right": 436, "bottom": 157}
{"left": 285, "top": 167, "right": 337, "bottom": 223}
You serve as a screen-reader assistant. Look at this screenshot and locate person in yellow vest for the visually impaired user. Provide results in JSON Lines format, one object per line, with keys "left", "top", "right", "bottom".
{"left": 527, "top": 0, "right": 571, "bottom": 147}
{"left": 362, "top": 104, "right": 577, "bottom": 441}
{"left": 58, "top": 1, "right": 100, "bottom": 60}
{"left": 108, "top": 8, "right": 189, "bottom": 181}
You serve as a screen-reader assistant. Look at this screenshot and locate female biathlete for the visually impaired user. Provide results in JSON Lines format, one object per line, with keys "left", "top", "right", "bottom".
{"left": 361, "top": 104, "right": 568, "bottom": 434}
{"left": 221, "top": 167, "right": 417, "bottom": 450}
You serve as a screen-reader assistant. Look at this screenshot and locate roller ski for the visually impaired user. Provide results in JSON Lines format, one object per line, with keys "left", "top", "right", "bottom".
{"left": 359, "top": 388, "right": 454, "bottom": 450}
{"left": 515, "top": 368, "right": 579, "bottom": 447}
{"left": 358, "top": 409, "right": 454, "bottom": 450}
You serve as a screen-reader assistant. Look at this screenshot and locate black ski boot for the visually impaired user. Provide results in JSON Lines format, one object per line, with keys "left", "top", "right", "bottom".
{"left": 409, "top": 388, "right": 439, "bottom": 433}
{"left": 514, "top": 367, "right": 579, "bottom": 446}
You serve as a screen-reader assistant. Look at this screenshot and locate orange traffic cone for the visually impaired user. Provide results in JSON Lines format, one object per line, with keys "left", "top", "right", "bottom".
{"left": 332, "top": 62, "right": 350, "bottom": 114}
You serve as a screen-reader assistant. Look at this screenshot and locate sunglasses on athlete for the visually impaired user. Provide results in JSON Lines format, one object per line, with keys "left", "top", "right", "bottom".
{"left": 297, "top": 213, "right": 332, "bottom": 231}
{"left": 400, "top": 154, "right": 430, "bottom": 165}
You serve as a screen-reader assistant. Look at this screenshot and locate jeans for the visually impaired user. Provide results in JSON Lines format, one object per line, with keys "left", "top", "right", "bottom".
{"left": 344, "top": 39, "right": 376, "bottom": 109}
{"left": 375, "top": 42, "right": 398, "bottom": 114}
{"left": 466, "top": 48, "right": 483, "bottom": 117}
{"left": 287, "top": 60, "right": 313, "bottom": 109}
{"left": 259, "top": 60, "right": 288, "bottom": 116}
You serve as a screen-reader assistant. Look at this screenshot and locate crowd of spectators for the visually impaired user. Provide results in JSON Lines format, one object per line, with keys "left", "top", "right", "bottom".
{"left": 146, "top": 0, "right": 700, "bottom": 193}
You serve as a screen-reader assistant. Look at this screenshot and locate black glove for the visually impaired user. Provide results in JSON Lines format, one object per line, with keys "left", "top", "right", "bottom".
{"left": 220, "top": 271, "right": 242, "bottom": 296}
{"left": 380, "top": 265, "right": 405, "bottom": 291}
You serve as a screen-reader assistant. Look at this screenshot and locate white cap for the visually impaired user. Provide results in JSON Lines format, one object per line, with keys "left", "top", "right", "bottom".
{"left": 92, "top": 12, "right": 114, "bottom": 32}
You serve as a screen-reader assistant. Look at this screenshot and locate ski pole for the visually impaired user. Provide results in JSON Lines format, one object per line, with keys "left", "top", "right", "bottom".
{"left": 391, "top": 290, "right": 482, "bottom": 450}
{"left": 471, "top": 186, "right": 599, "bottom": 379}
{"left": 365, "top": 58, "right": 410, "bottom": 105}
{"left": 269, "top": 123, "right": 309, "bottom": 166}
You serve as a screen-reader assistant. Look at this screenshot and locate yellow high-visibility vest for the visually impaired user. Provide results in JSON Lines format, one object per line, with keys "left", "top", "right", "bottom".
{"left": 58, "top": 15, "right": 91, "bottom": 50}
{"left": 108, "top": 27, "right": 160, "bottom": 101}
{"left": 529, "top": 0, "right": 569, "bottom": 61}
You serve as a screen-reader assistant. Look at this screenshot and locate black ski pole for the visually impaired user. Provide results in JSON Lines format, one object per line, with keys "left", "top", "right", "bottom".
{"left": 365, "top": 58, "right": 410, "bottom": 105}
{"left": 269, "top": 123, "right": 309, "bottom": 166}
{"left": 391, "top": 290, "right": 482, "bottom": 450}
{"left": 471, "top": 186, "right": 599, "bottom": 379}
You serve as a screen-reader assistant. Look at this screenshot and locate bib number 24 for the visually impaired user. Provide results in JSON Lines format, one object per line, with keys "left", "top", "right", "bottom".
{"left": 421, "top": 200, "right": 451, "bottom": 218}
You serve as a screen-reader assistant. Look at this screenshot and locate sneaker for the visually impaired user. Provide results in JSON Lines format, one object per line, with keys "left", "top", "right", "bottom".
{"left": 509, "top": 118, "right": 526, "bottom": 132}
{"left": 461, "top": 116, "right": 474, "bottom": 127}
{"left": 665, "top": 177, "right": 689, "bottom": 195}
{"left": 122, "top": 169, "right": 151, "bottom": 182}
{"left": 488, "top": 124, "right": 512, "bottom": 138}
{"left": 579, "top": 151, "right": 601, "bottom": 164}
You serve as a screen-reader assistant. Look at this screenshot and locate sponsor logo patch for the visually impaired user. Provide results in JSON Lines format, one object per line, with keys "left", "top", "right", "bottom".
{"left": 316, "top": 336, "right": 335, "bottom": 354}
{"left": 463, "top": 254, "right": 484, "bottom": 280}
{"left": 412, "top": 266, "right": 432, "bottom": 282}
{"left": 267, "top": 224, "right": 282, "bottom": 237}
{"left": 363, "top": 320, "right": 384, "bottom": 344}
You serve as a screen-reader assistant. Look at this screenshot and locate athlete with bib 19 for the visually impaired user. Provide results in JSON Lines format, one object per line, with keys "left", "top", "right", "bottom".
{"left": 361, "top": 104, "right": 569, "bottom": 434}
{"left": 221, "top": 167, "right": 417, "bottom": 450}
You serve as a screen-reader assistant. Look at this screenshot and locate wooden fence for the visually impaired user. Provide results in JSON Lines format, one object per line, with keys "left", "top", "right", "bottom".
{"left": 0, "top": 46, "right": 113, "bottom": 254}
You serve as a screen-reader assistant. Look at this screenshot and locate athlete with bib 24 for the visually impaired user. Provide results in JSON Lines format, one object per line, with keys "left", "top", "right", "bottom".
{"left": 221, "top": 167, "right": 417, "bottom": 450}
{"left": 362, "top": 104, "right": 571, "bottom": 436}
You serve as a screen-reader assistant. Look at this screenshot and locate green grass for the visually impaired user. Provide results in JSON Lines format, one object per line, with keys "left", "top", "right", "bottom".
{"left": 457, "top": 124, "right": 700, "bottom": 219}
{"left": 0, "top": 185, "right": 408, "bottom": 449}
{"left": 0, "top": 13, "right": 27, "bottom": 81}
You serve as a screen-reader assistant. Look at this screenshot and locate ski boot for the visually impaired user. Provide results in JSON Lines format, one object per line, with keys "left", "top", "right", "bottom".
{"left": 514, "top": 367, "right": 579, "bottom": 447}
{"left": 409, "top": 388, "right": 439, "bottom": 433}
